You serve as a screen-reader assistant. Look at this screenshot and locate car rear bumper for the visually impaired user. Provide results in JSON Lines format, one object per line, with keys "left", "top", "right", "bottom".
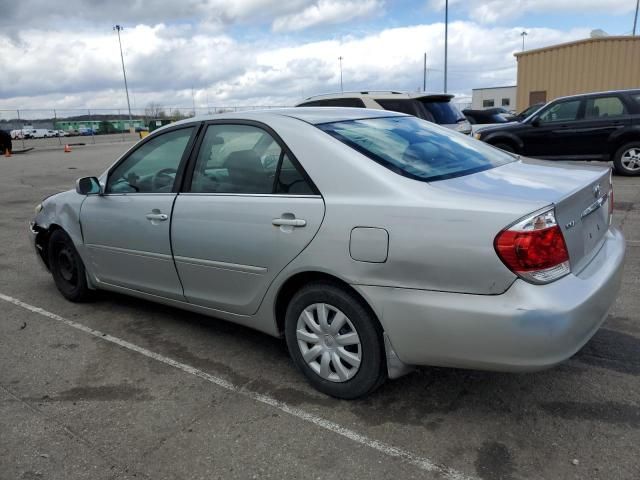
{"left": 356, "top": 227, "right": 625, "bottom": 371}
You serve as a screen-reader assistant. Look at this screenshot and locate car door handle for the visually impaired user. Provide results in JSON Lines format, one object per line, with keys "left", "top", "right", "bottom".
{"left": 272, "top": 218, "right": 306, "bottom": 227}
{"left": 146, "top": 213, "right": 168, "bottom": 221}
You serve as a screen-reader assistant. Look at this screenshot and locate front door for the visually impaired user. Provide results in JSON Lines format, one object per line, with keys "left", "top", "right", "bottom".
{"left": 171, "top": 122, "right": 325, "bottom": 315}
{"left": 520, "top": 98, "right": 583, "bottom": 158}
{"left": 80, "top": 126, "right": 196, "bottom": 300}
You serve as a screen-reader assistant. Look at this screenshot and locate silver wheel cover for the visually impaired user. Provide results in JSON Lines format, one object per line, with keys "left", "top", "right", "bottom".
{"left": 296, "top": 303, "right": 362, "bottom": 383}
{"left": 621, "top": 147, "right": 640, "bottom": 172}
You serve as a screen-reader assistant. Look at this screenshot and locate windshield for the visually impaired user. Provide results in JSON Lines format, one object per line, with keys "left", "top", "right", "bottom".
{"left": 418, "top": 99, "right": 466, "bottom": 124}
{"left": 317, "top": 116, "right": 514, "bottom": 182}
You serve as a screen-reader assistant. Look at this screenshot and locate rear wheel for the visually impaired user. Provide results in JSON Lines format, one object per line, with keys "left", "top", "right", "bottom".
{"left": 613, "top": 142, "right": 640, "bottom": 176}
{"left": 48, "top": 229, "right": 92, "bottom": 302}
{"left": 284, "top": 282, "right": 386, "bottom": 399}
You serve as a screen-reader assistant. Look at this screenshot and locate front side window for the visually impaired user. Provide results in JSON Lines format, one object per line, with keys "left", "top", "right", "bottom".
{"left": 538, "top": 100, "right": 581, "bottom": 123}
{"left": 318, "top": 116, "right": 514, "bottom": 182}
{"left": 190, "top": 124, "right": 314, "bottom": 194}
{"left": 107, "top": 127, "right": 194, "bottom": 193}
{"left": 584, "top": 96, "right": 626, "bottom": 119}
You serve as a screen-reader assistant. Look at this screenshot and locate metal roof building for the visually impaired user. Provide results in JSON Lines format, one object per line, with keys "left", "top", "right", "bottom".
{"left": 515, "top": 36, "right": 640, "bottom": 109}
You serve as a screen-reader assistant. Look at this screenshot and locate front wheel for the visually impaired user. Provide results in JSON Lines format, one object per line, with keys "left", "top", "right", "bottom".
{"left": 613, "top": 142, "right": 640, "bottom": 176}
{"left": 285, "top": 282, "right": 386, "bottom": 399}
{"left": 48, "top": 229, "right": 92, "bottom": 302}
{"left": 493, "top": 142, "right": 516, "bottom": 153}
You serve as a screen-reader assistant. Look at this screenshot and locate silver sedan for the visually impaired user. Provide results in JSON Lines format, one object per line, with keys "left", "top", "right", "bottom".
{"left": 30, "top": 108, "right": 625, "bottom": 399}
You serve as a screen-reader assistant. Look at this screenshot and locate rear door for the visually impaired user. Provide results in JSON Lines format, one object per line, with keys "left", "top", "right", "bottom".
{"left": 171, "top": 122, "right": 325, "bottom": 315}
{"left": 566, "top": 94, "right": 632, "bottom": 159}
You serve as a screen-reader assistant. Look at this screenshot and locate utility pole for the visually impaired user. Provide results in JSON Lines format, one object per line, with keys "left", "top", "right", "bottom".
{"left": 191, "top": 87, "right": 196, "bottom": 117}
{"left": 113, "top": 25, "right": 133, "bottom": 128}
{"left": 444, "top": 0, "right": 448, "bottom": 93}
{"left": 521, "top": 31, "right": 528, "bottom": 51}
{"left": 338, "top": 56, "right": 344, "bottom": 93}
{"left": 423, "top": 52, "right": 427, "bottom": 91}
{"left": 634, "top": 0, "right": 639, "bottom": 36}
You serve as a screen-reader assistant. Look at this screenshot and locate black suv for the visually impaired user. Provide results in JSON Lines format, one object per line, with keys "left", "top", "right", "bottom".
{"left": 474, "top": 89, "right": 640, "bottom": 175}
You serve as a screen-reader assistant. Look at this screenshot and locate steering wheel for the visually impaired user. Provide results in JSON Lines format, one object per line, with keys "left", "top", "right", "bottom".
{"left": 152, "top": 168, "right": 177, "bottom": 191}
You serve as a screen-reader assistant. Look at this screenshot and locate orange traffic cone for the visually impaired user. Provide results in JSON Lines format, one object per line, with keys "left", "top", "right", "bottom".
{"left": 4, "top": 148, "right": 10, "bottom": 157}
{"left": 64, "top": 144, "right": 71, "bottom": 153}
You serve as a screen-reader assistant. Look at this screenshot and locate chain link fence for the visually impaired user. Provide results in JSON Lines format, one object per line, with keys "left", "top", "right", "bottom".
{"left": 0, "top": 106, "right": 289, "bottom": 150}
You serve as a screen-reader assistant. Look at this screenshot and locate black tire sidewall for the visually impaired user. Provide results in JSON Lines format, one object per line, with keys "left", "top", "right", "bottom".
{"left": 48, "top": 230, "right": 90, "bottom": 302}
{"left": 285, "top": 282, "right": 385, "bottom": 399}
{"left": 613, "top": 142, "right": 640, "bottom": 176}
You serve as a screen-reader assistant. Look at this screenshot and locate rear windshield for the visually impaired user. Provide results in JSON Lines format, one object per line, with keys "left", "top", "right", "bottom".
{"left": 419, "top": 100, "right": 466, "bottom": 124}
{"left": 374, "top": 99, "right": 430, "bottom": 120}
{"left": 317, "top": 116, "right": 514, "bottom": 182}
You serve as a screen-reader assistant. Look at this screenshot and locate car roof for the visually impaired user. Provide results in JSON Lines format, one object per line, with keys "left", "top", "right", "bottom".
{"left": 299, "top": 91, "right": 454, "bottom": 102}
{"left": 169, "top": 107, "right": 406, "bottom": 129}
{"left": 553, "top": 88, "right": 640, "bottom": 102}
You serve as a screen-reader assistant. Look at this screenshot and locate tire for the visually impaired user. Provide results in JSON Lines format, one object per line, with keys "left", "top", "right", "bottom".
{"left": 285, "top": 282, "right": 386, "bottom": 399}
{"left": 493, "top": 142, "right": 516, "bottom": 153}
{"left": 613, "top": 142, "right": 640, "bottom": 176}
{"left": 48, "top": 229, "right": 92, "bottom": 302}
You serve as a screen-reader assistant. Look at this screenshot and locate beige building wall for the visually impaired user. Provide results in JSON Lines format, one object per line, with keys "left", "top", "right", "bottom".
{"left": 515, "top": 36, "right": 640, "bottom": 109}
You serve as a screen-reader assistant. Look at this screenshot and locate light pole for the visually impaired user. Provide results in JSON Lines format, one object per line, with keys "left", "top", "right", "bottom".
{"left": 338, "top": 56, "right": 344, "bottom": 93}
{"left": 521, "top": 31, "right": 528, "bottom": 51}
{"left": 634, "top": 0, "right": 639, "bottom": 35}
{"left": 444, "top": 0, "right": 448, "bottom": 93}
{"left": 113, "top": 25, "right": 133, "bottom": 128}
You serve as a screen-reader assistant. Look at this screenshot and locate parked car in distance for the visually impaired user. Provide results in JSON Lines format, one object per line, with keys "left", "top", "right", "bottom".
{"left": 296, "top": 91, "right": 472, "bottom": 135}
{"left": 79, "top": 128, "right": 95, "bottom": 136}
{"left": 57, "top": 130, "right": 70, "bottom": 137}
{"left": 513, "top": 102, "right": 545, "bottom": 122}
{"left": 31, "top": 108, "right": 624, "bottom": 399}
{"left": 10, "top": 129, "right": 25, "bottom": 140}
{"left": 464, "top": 108, "right": 512, "bottom": 125}
{"left": 474, "top": 89, "right": 640, "bottom": 175}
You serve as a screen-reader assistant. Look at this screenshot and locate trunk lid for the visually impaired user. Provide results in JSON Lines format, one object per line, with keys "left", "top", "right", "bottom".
{"left": 432, "top": 158, "right": 612, "bottom": 273}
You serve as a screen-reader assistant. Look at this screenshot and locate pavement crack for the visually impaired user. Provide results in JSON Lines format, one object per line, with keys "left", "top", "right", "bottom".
{"left": 0, "top": 384, "right": 153, "bottom": 480}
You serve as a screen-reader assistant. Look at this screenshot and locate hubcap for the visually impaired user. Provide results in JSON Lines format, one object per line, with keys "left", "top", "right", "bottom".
{"left": 57, "top": 247, "right": 77, "bottom": 284}
{"left": 296, "top": 303, "right": 362, "bottom": 383}
{"left": 621, "top": 148, "right": 640, "bottom": 171}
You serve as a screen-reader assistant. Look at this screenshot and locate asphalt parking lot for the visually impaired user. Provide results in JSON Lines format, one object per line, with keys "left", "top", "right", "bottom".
{"left": 1, "top": 142, "right": 639, "bottom": 480}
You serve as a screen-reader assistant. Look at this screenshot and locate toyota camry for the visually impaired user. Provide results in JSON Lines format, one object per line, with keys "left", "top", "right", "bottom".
{"left": 30, "top": 108, "right": 625, "bottom": 399}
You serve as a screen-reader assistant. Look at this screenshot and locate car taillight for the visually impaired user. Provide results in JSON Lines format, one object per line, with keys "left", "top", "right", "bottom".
{"left": 494, "top": 207, "right": 570, "bottom": 284}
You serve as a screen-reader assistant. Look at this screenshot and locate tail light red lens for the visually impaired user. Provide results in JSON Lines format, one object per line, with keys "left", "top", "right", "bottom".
{"left": 494, "top": 207, "right": 570, "bottom": 284}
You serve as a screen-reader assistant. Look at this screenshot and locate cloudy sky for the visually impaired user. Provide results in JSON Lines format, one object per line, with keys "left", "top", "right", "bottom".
{"left": 0, "top": 0, "right": 637, "bottom": 113}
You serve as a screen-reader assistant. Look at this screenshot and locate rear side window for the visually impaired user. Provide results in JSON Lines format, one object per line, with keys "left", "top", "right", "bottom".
{"left": 190, "top": 124, "right": 315, "bottom": 195}
{"left": 298, "top": 98, "right": 366, "bottom": 108}
{"left": 318, "top": 116, "right": 514, "bottom": 182}
{"left": 584, "top": 96, "right": 626, "bottom": 119}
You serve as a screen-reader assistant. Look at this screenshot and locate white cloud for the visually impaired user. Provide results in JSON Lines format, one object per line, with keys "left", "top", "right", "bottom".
{"left": 428, "top": 0, "right": 636, "bottom": 24}
{"left": 0, "top": 19, "right": 590, "bottom": 113}
{"left": 272, "top": 0, "right": 382, "bottom": 32}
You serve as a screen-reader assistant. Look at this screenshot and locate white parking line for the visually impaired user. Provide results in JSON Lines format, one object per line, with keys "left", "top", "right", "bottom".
{"left": 0, "top": 292, "right": 474, "bottom": 480}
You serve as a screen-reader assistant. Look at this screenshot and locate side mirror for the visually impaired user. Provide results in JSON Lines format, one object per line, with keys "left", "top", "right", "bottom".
{"left": 531, "top": 117, "right": 541, "bottom": 127}
{"left": 76, "top": 177, "right": 103, "bottom": 195}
